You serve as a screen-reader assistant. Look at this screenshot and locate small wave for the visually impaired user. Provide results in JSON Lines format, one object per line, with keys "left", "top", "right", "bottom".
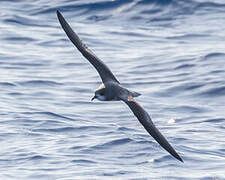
{"left": 154, "top": 82, "right": 204, "bottom": 97}
{"left": 195, "top": 1, "right": 225, "bottom": 11}
{"left": 3, "top": 37, "right": 36, "bottom": 43}
{"left": 8, "top": 92, "right": 24, "bottom": 96}
{"left": 33, "top": 124, "right": 105, "bottom": 134}
{"left": 204, "top": 52, "right": 225, "bottom": 61}
{"left": 90, "top": 137, "right": 133, "bottom": 150}
{"left": 36, "top": 111, "right": 75, "bottom": 121}
{"left": 71, "top": 159, "right": 96, "bottom": 164}
{"left": 29, "top": 155, "right": 48, "bottom": 161}
{"left": 103, "top": 170, "right": 136, "bottom": 177}
{"left": 200, "top": 86, "right": 225, "bottom": 97}
{"left": 4, "top": 15, "right": 51, "bottom": 27}
{"left": 174, "top": 63, "right": 195, "bottom": 70}
{"left": 203, "top": 118, "right": 225, "bottom": 123}
{"left": 5, "top": 62, "right": 46, "bottom": 68}
{"left": 17, "top": 80, "right": 62, "bottom": 87}
{"left": 87, "top": 15, "right": 111, "bottom": 22}
{"left": 33, "top": 126, "right": 76, "bottom": 133}
{"left": 117, "top": 126, "right": 136, "bottom": 132}
{"left": 34, "top": 0, "right": 134, "bottom": 15}
{"left": 166, "top": 105, "right": 206, "bottom": 114}
{"left": 70, "top": 145, "right": 86, "bottom": 150}
{"left": 104, "top": 137, "right": 133, "bottom": 146}
{"left": 167, "top": 34, "right": 208, "bottom": 40}
{"left": 0, "top": 82, "right": 16, "bottom": 87}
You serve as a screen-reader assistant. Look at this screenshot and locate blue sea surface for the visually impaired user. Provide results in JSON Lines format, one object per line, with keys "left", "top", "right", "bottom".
{"left": 0, "top": 0, "right": 225, "bottom": 179}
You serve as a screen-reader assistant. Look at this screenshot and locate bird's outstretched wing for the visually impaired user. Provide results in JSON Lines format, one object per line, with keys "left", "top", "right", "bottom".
{"left": 123, "top": 96, "right": 183, "bottom": 162}
{"left": 57, "top": 10, "right": 120, "bottom": 84}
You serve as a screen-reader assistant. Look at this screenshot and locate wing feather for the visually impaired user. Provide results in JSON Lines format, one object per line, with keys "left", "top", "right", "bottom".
{"left": 57, "top": 10, "right": 119, "bottom": 84}
{"left": 124, "top": 97, "right": 183, "bottom": 162}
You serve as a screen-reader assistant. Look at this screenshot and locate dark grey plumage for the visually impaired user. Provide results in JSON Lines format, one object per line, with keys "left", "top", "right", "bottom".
{"left": 57, "top": 11, "right": 119, "bottom": 84}
{"left": 57, "top": 10, "right": 183, "bottom": 162}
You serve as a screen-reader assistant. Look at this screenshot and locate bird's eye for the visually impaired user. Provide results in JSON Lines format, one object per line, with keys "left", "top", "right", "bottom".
{"left": 100, "top": 92, "right": 104, "bottom": 96}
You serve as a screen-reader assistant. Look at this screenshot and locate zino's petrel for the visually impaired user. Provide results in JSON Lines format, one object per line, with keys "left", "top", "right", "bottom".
{"left": 56, "top": 10, "right": 183, "bottom": 162}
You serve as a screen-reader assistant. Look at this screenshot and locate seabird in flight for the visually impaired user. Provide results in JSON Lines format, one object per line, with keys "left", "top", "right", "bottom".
{"left": 56, "top": 10, "right": 183, "bottom": 162}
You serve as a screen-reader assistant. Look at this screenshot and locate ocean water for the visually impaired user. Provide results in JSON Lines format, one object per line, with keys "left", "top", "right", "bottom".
{"left": 0, "top": 0, "right": 225, "bottom": 179}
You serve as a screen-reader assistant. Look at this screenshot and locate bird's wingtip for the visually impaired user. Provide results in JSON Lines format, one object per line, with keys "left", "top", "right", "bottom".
{"left": 56, "top": 10, "right": 61, "bottom": 18}
{"left": 178, "top": 157, "right": 184, "bottom": 163}
{"left": 175, "top": 153, "right": 184, "bottom": 163}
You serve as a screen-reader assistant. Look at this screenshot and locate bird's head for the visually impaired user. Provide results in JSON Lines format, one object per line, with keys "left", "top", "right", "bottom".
{"left": 91, "top": 84, "right": 106, "bottom": 101}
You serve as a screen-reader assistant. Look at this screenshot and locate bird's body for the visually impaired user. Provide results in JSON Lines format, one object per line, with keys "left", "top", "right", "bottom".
{"left": 93, "top": 82, "right": 141, "bottom": 101}
{"left": 96, "top": 82, "right": 123, "bottom": 101}
{"left": 57, "top": 10, "right": 183, "bottom": 162}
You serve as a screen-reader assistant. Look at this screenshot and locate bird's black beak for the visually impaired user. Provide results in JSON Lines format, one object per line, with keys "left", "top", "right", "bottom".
{"left": 91, "top": 95, "right": 96, "bottom": 101}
